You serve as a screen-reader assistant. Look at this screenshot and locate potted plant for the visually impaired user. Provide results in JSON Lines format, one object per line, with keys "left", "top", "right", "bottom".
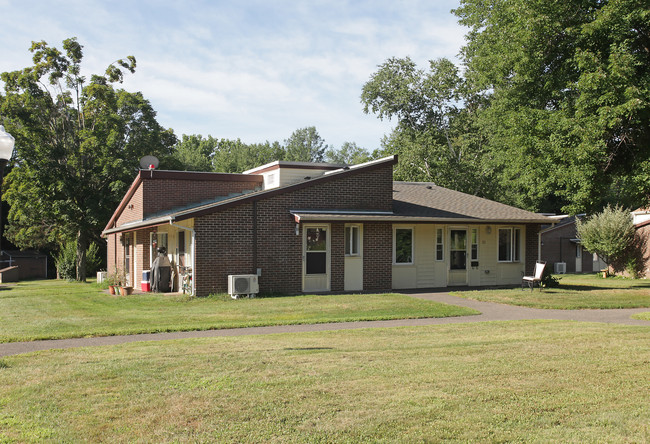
{"left": 117, "top": 268, "right": 133, "bottom": 296}
{"left": 106, "top": 269, "right": 120, "bottom": 295}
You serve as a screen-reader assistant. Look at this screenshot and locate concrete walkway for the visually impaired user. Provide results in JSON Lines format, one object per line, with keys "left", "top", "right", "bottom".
{"left": 1, "top": 291, "right": 648, "bottom": 357}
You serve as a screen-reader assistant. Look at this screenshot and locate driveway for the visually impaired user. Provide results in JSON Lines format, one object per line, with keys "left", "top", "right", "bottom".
{"left": 1, "top": 291, "right": 648, "bottom": 357}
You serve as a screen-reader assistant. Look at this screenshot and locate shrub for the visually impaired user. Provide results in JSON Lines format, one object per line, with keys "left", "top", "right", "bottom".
{"left": 541, "top": 266, "right": 560, "bottom": 288}
{"left": 55, "top": 241, "right": 103, "bottom": 280}
{"left": 576, "top": 205, "right": 634, "bottom": 271}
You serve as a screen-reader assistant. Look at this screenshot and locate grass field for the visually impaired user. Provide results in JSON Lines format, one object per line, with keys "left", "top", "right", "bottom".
{"left": 0, "top": 280, "right": 477, "bottom": 342}
{"left": 0, "top": 321, "right": 648, "bottom": 443}
{"left": 454, "top": 273, "right": 650, "bottom": 309}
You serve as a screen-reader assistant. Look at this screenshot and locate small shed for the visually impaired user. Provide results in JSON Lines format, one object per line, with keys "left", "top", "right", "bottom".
{"left": 0, "top": 250, "right": 48, "bottom": 280}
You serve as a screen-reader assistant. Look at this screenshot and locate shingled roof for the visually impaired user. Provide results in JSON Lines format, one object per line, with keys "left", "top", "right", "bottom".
{"left": 291, "top": 183, "right": 552, "bottom": 224}
{"left": 391, "top": 182, "right": 552, "bottom": 223}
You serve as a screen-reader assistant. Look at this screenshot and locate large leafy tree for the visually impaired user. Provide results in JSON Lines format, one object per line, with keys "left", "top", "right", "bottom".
{"left": 0, "top": 38, "right": 176, "bottom": 281}
{"left": 361, "top": 57, "right": 495, "bottom": 197}
{"left": 454, "top": 0, "right": 650, "bottom": 213}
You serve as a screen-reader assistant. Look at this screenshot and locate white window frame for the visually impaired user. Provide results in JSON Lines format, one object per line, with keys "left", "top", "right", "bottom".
{"left": 435, "top": 228, "right": 444, "bottom": 261}
{"left": 345, "top": 225, "right": 361, "bottom": 256}
{"left": 393, "top": 226, "right": 414, "bottom": 265}
{"left": 498, "top": 227, "right": 521, "bottom": 263}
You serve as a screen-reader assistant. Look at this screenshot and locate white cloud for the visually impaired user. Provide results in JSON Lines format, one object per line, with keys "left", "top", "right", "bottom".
{"left": 1, "top": 0, "right": 465, "bottom": 150}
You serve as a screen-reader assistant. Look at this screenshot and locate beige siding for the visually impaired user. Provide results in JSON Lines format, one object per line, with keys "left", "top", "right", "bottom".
{"left": 391, "top": 223, "right": 527, "bottom": 289}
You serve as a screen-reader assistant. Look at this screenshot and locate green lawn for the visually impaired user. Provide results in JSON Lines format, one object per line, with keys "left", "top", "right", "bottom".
{"left": 453, "top": 273, "right": 650, "bottom": 309}
{"left": 0, "top": 279, "right": 477, "bottom": 342}
{"left": 0, "top": 321, "right": 648, "bottom": 442}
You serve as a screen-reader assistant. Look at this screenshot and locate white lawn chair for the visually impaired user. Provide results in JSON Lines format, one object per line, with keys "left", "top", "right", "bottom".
{"left": 522, "top": 261, "right": 546, "bottom": 291}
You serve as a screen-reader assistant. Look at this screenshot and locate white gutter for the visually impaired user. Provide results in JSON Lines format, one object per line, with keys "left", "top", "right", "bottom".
{"left": 170, "top": 222, "right": 196, "bottom": 296}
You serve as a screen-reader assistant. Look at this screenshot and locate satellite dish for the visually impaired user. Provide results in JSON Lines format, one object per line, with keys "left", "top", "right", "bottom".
{"left": 139, "top": 155, "right": 159, "bottom": 170}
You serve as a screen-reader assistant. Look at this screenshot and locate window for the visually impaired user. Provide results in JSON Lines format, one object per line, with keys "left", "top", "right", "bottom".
{"left": 394, "top": 228, "right": 413, "bottom": 264}
{"left": 449, "top": 229, "right": 467, "bottom": 270}
{"left": 471, "top": 228, "right": 478, "bottom": 261}
{"left": 498, "top": 228, "right": 521, "bottom": 262}
{"left": 345, "top": 225, "right": 360, "bottom": 256}
{"left": 435, "top": 228, "right": 444, "bottom": 261}
{"left": 576, "top": 245, "right": 582, "bottom": 259}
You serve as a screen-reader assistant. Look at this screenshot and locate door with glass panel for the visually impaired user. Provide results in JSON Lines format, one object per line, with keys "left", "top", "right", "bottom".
{"left": 448, "top": 228, "right": 468, "bottom": 285}
{"left": 302, "top": 225, "right": 330, "bottom": 292}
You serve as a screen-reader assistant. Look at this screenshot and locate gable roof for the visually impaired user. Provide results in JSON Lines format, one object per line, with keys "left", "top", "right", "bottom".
{"left": 291, "top": 182, "right": 552, "bottom": 224}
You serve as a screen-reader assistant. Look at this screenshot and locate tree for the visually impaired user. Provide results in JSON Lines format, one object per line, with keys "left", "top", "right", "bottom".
{"left": 0, "top": 38, "right": 176, "bottom": 281}
{"left": 172, "top": 134, "right": 217, "bottom": 171}
{"left": 211, "top": 138, "right": 285, "bottom": 173}
{"left": 454, "top": 0, "right": 650, "bottom": 213}
{"left": 576, "top": 205, "right": 635, "bottom": 269}
{"left": 325, "top": 142, "right": 372, "bottom": 165}
{"left": 361, "top": 57, "right": 495, "bottom": 197}
{"left": 284, "top": 126, "right": 327, "bottom": 162}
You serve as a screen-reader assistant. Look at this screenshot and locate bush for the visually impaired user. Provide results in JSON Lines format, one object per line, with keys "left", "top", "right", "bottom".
{"left": 542, "top": 266, "right": 560, "bottom": 288}
{"left": 55, "top": 241, "right": 103, "bottom": 280}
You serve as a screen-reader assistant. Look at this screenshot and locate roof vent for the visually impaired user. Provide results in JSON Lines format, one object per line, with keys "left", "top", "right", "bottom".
{"left": 304, "top": 176, "right": 311, "bottom": 180}
{"left": 426, "top": 185, "right": 433, "bottom": 190}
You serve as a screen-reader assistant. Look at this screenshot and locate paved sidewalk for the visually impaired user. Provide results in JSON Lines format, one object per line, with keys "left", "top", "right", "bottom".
{"left": 1, "top": 291, "right": 648, "bottom": 357}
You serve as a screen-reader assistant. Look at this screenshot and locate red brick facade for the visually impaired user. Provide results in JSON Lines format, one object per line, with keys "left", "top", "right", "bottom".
{"left": 192, "top": 165, "right": 394, "bottom": 295}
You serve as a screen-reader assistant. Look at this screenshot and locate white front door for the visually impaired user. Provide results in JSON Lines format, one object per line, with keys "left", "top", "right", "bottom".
{"left": 448, "top": 228, "right": 468, "bottom": 286}
{"left": 303, "top": 225, "right": 330, "bottom": 292}
{"left": 344, "top": 224, "right": 363, "bottom": 291}
{"left": 576, "top": 245, "right": 582, "bottom": 273}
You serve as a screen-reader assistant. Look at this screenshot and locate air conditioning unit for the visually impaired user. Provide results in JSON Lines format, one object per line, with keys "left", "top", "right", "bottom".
{"left": 228, "top": 274, "right": 259, "bottom": 299}
{"left": 554, "top": 262, "right": 566, "bottom": 274}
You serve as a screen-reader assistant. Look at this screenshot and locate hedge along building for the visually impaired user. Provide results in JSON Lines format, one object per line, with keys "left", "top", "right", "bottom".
{"left": 102, "top": 155, "right": 553, "bottom": 296}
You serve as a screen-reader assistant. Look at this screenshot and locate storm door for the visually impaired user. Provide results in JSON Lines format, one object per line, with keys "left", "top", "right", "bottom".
{"left": 302, "top": 225, "right": 330, "bottom": 292}
{"left": 448, "top": 229, "right": 468, "bottom": 286}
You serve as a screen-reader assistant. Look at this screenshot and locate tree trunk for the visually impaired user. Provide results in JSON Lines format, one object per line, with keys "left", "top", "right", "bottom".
{"left": 76, "top": 230, "right": 87, "bottom": 282}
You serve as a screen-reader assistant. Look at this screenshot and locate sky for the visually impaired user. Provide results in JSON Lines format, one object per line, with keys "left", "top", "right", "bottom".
{"left": 0, "top": 0, "right": 466, "bottom": 151}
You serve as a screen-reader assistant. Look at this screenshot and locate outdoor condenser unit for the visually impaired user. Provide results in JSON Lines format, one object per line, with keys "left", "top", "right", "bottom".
{"left": 554, "top": 262, "right": 566, "bottom": 274}
{"left": 228, "top": 274, "right": 259, "bottom": 299}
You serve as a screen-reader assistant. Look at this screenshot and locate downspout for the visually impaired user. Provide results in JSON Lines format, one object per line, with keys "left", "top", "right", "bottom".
{"left": 252, "top": 201, "right": 258, "bottom": 275}
{"left": 170, "top": 222, "right": 195, "bottom": 296}
{"left": 538, "top": 230, "right": 541, "bottom": 262}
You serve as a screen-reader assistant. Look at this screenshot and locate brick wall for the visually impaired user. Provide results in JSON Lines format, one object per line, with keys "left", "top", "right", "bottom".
{"left": 192, "top": 163, "right": 394, "bottom": 295}
{"left": 116, "top": 183, "right": 144, "bottom": 226}
{"left": 363, "top": 223, "right": 392, "bottom": 291}
{"left": 142, "top": 176, "right": 261, "bottom": 217}
{"left": 525, "top": 224, "right": 540, "bottom": 275}
{"left": 541, "top": 223, "right": 594, "bottom": 273}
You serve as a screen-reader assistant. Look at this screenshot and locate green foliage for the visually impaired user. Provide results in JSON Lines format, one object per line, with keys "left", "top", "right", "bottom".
{"left": 361, "top": 57, "right": 496, "bottom": 197}
{"left": 576, "top": 205, "right": 635, "bottom": 267}
{"left": 324, "top": 142, "right": 373, "bottom": 165}
{"left": 284, "top": 126, "right": 327, "bottom": 162}
{"left": 55, "top": 241, "right": 102, "bottom": 280}
{"left": 0, "top": 38, "right": 176, "bottom": 281}
{"left": 453, "top": 0, "right": 650, "bottom": 213}
{"left": 541, "top": 266, "right": 560, "bottom": 288}
{"left": 362, "top": 1, "right": 650, "bottom": 213}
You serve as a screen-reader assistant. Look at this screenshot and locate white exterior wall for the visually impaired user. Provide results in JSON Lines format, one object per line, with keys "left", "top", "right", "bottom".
{"left": 392, "top": 224, "right": 526, "bottom": 289}
{"left": 258, "top": 168, "right": 332, "bottom": 189}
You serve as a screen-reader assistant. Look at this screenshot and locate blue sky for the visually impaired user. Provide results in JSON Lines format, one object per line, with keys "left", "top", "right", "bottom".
{"left": 1, "top": 0, "right": 466, "bottom": 151}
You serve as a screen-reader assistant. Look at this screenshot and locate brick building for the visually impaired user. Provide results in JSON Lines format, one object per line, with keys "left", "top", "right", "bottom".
{"left": 540, "top": 216, "right": 606, "bottom": 274}
{"left": 103, "top": 155, "right": 552, "bottom": 296}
